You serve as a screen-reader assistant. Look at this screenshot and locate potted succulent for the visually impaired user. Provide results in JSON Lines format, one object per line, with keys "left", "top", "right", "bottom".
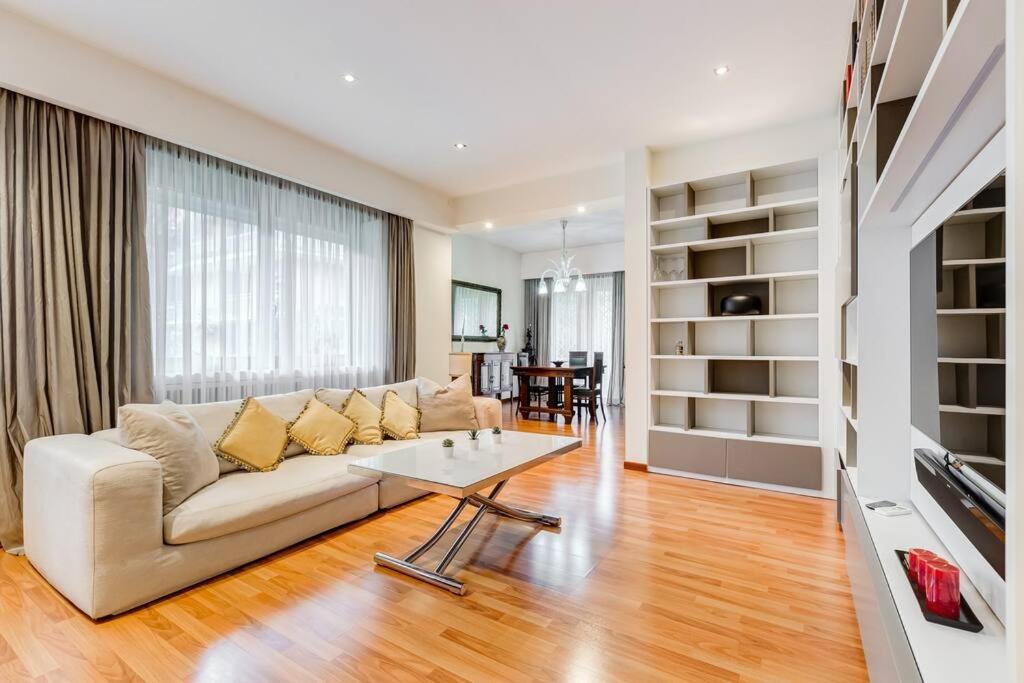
{"left": 491, "top": 426, "right": 503, "bottom": 444}
{"left": 441, "top": 438, "right": 455, "bottom": 458}
{"left": 467, "top": 429, "right": 480, "bottom": 451}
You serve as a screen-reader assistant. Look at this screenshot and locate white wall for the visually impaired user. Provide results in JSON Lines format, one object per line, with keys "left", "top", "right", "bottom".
{"left": 0, "top": 8, "right": 453, "bottom": 229}
{"left": 414, "top": 226, "right": 453, "bottom": 383}
{"left": 520, "top": 241, "right": 624, "bottom": 279}
{"left": 624, "top": 115, "right": 839, "bottom": 488}
{"left": 1009, "top": 0, "right": 1024, "bottom": 672}
{"left": 451, "top": 235, "right": 525, "bottom": 354}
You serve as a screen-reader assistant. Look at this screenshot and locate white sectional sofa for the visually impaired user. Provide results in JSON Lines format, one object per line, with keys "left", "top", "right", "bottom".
{"left": 22, "top": 380, "right": 501, "bottom": 619}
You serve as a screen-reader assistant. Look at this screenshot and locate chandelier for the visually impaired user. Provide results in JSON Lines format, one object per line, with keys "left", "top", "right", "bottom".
{"left": 538, "top": 219, "right": 585, "bottom": 295}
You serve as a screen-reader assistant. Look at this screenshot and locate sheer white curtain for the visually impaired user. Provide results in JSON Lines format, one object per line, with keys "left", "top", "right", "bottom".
{"left": 145, "top": 140, "right": 387, "bottom": 403}
{"left": 549, "top": 273, "right": 618, "bottom": 400}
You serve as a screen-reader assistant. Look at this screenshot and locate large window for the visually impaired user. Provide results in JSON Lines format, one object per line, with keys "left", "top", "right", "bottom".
{"left": 548, "top": 273, "right": 616, "bottom": 364}
{"left": 145, "top": 140, "right": 387, "bottom": 403}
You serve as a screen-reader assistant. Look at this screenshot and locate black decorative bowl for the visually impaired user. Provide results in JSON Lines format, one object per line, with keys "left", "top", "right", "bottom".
{"left": 721, "top": 294, "right": 761, "bottom": 316}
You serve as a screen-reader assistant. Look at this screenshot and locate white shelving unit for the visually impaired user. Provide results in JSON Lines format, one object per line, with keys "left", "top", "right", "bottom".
{"left": 646, "top": 160, "right": 824, "bottom": 492}
{"left": 834, "top": 0, "right": 1009, "bottom": 679}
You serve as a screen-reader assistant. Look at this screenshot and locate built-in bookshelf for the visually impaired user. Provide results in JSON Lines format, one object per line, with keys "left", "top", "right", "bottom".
{"left": 834, "top": 0, "right": 1010, "bottom": 678}
{"left": 935, "top": 175, "right": 1006, "bottom": 486}
{"left": 647, "top": 159, "right": 823, "bottom": 491}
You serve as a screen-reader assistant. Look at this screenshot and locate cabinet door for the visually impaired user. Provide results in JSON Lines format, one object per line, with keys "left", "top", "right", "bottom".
{"left": 488, "top": 362, "right": 501, "bottom": 392}
{"left": 501, "top": 360, "right": 513, "bottom": 390}
{"left": 726, "top": 440, "right": 822, "bottom": 490}
{"left": 479, "top": 362, "right": 492, "bottom": 393}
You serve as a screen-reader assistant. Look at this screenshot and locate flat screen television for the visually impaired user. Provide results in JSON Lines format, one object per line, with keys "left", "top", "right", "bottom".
{"left": 909, "top": 173, "right": 1006, "bottom": 578}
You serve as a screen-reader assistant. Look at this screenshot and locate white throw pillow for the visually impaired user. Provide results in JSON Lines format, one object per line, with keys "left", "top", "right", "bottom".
{"left": 118, "top": 401, "right": 221, "bottom": 515}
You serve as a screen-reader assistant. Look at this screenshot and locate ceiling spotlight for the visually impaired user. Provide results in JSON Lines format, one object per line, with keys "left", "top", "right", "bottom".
{"left": 342, "top": 73, "right": 357, "bottom": 83}
{"left": 714, "top": 65, "right": 730, "bottom": 77}
{"left": 484, "top": 221, "right": 494, "bottom": 229}
{"left": 576, "top": 204, "right": 586, "bottom": 213}
{"left": 454, "top": 142, "right": 468, "bottom": 150}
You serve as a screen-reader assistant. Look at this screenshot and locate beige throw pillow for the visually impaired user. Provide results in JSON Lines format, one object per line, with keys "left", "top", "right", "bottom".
{"left": 417, "top": 375, "right": 479, "bottom": 432}
{"left": 119, "top": 401, "right": 220, "bottom": 515}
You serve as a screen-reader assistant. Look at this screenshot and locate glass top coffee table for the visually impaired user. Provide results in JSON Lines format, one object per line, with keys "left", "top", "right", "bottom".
{"left": 349, "top": 431, "right": 580, "bottom": 595}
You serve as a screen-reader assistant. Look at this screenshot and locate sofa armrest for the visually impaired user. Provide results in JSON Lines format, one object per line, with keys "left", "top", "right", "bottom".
{"left": 473, "top": 396, "right": 502, "bottom": 429}
{"left": 23, "top": 434, "right": 163, "bottom": 618}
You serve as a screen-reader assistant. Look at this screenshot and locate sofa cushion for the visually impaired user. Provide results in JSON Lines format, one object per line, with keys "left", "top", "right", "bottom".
{"left": 183, "top": 389, "right": 314, "bottom": 473}
{"left": 163, "top": 453, "right": 378, "bottom": 544}
{"left": 316, "top": 379, "right": 418, "bottom": 412}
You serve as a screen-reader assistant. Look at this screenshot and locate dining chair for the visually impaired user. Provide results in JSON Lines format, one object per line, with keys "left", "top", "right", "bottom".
{"left": 572, "top": 352, "right": 605, "bottom": 421}
{"left": 568, "top": 351, "right": 589, "bottom": 389}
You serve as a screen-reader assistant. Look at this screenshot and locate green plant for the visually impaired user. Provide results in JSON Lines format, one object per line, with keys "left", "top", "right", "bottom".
{"left": 491, "top": 427, "right": 502, "bottom": 434}
{"left": 441, "top": 438, "right": 454, "bottom": 448}
{"left": 467, "top": 429, "right": 480, "bottom": 440}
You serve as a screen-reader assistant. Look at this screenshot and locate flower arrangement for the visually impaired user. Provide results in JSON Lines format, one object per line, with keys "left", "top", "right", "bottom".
{"left": 479, "top": 324, "right": 487, "bottom": 336}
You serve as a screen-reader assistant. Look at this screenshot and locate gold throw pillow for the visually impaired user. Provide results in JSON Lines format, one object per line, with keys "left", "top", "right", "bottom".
{"left": 381, "top": 390, "right": 421, "bottom": 440}
{"left": 214, "top": 397, "right": 290, "bottom": 472}
{"left": 288, "top": 398, "right": 358, "bottom": 455}
{"left": 342, "top": 389, "right": 384, "bottom": 444}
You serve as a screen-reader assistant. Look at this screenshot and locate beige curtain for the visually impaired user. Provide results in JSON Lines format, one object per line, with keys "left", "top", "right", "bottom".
{"left": 384, "top": 214, "right": 416, "bottom": 383}
{"left": 0, "top": 89, "right": 153, "bottom": 552}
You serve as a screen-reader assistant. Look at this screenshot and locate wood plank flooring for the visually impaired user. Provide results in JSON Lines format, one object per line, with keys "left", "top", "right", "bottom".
{"left": 0, "top": 406, "right": 867, "bottom": 681}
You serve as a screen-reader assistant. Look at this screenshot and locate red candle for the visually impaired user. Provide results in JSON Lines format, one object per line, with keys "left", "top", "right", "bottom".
{"left": 910, "top": 549, "right": 937, "bottom": 590}
{"left": 907, "top": 548, "right": 935, "bottom": 584}
{"left": 925, "top": 559, "right": 960, "bottom": 619}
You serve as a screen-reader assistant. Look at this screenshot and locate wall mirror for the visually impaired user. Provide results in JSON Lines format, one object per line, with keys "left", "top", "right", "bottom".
{"left": 451, "top": 280, "right": 501, "bottom": 341}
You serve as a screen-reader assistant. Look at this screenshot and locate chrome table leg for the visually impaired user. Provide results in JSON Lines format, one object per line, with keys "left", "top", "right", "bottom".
{"left": 373, "top": 480, "right": 559, "bottom": 594}
{"left": 468, "top": 493, "right": 561, "bottom": 527}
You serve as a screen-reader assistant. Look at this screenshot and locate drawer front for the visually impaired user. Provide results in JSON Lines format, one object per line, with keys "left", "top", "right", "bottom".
{"left": 726, "top": 440, "right": 822, "bottom": 490}
{"left": 648, "top": 431, "right": 726, "bottom": 477}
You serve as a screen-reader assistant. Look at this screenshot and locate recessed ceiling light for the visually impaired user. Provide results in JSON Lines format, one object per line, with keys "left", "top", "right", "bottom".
{"left": 714, "top": 65, "right": 730, "bottom": 76}
{"left": 454, "top": 142, "right": 468, "bottom": 150}
{"left": 484, "top": 221, "right": 494, "bottom": 229}
{"left": 343, "top": 73, "right": 357, "bottom": 83}
{"left": 576, "top": 204, "right": 586, "bottom": 213}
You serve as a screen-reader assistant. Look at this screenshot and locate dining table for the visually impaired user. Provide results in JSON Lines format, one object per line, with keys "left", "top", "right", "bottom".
{"left": 512, "top": 363, "right": 594, "bottom": 421}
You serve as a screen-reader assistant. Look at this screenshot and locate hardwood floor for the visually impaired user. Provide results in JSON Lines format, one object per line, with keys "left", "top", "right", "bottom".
{"left": 0, "top": 406, "right": 867, "bottom": 682}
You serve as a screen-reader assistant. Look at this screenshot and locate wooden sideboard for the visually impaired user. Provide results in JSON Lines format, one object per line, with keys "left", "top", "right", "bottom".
{"left": 449, "top": 352, "right": 528, "bottom": 400}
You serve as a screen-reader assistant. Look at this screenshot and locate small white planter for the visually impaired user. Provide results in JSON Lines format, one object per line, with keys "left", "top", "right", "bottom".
{"left": 442, "top": 446, "right": 454, "bottom": 458}
{"left": 492, "top": 433, "right": 502, "bottom": 444}
{"left": 468, "top": 439, "right": 480, "bottom": 451}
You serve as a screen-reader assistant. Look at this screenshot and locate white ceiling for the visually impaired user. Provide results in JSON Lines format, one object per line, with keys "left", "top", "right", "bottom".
{"left": 1, "top": 1, "right": 848, "bottom": 197}
{"left": 473, "top": 207, "right": 624, "bottom": 253}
